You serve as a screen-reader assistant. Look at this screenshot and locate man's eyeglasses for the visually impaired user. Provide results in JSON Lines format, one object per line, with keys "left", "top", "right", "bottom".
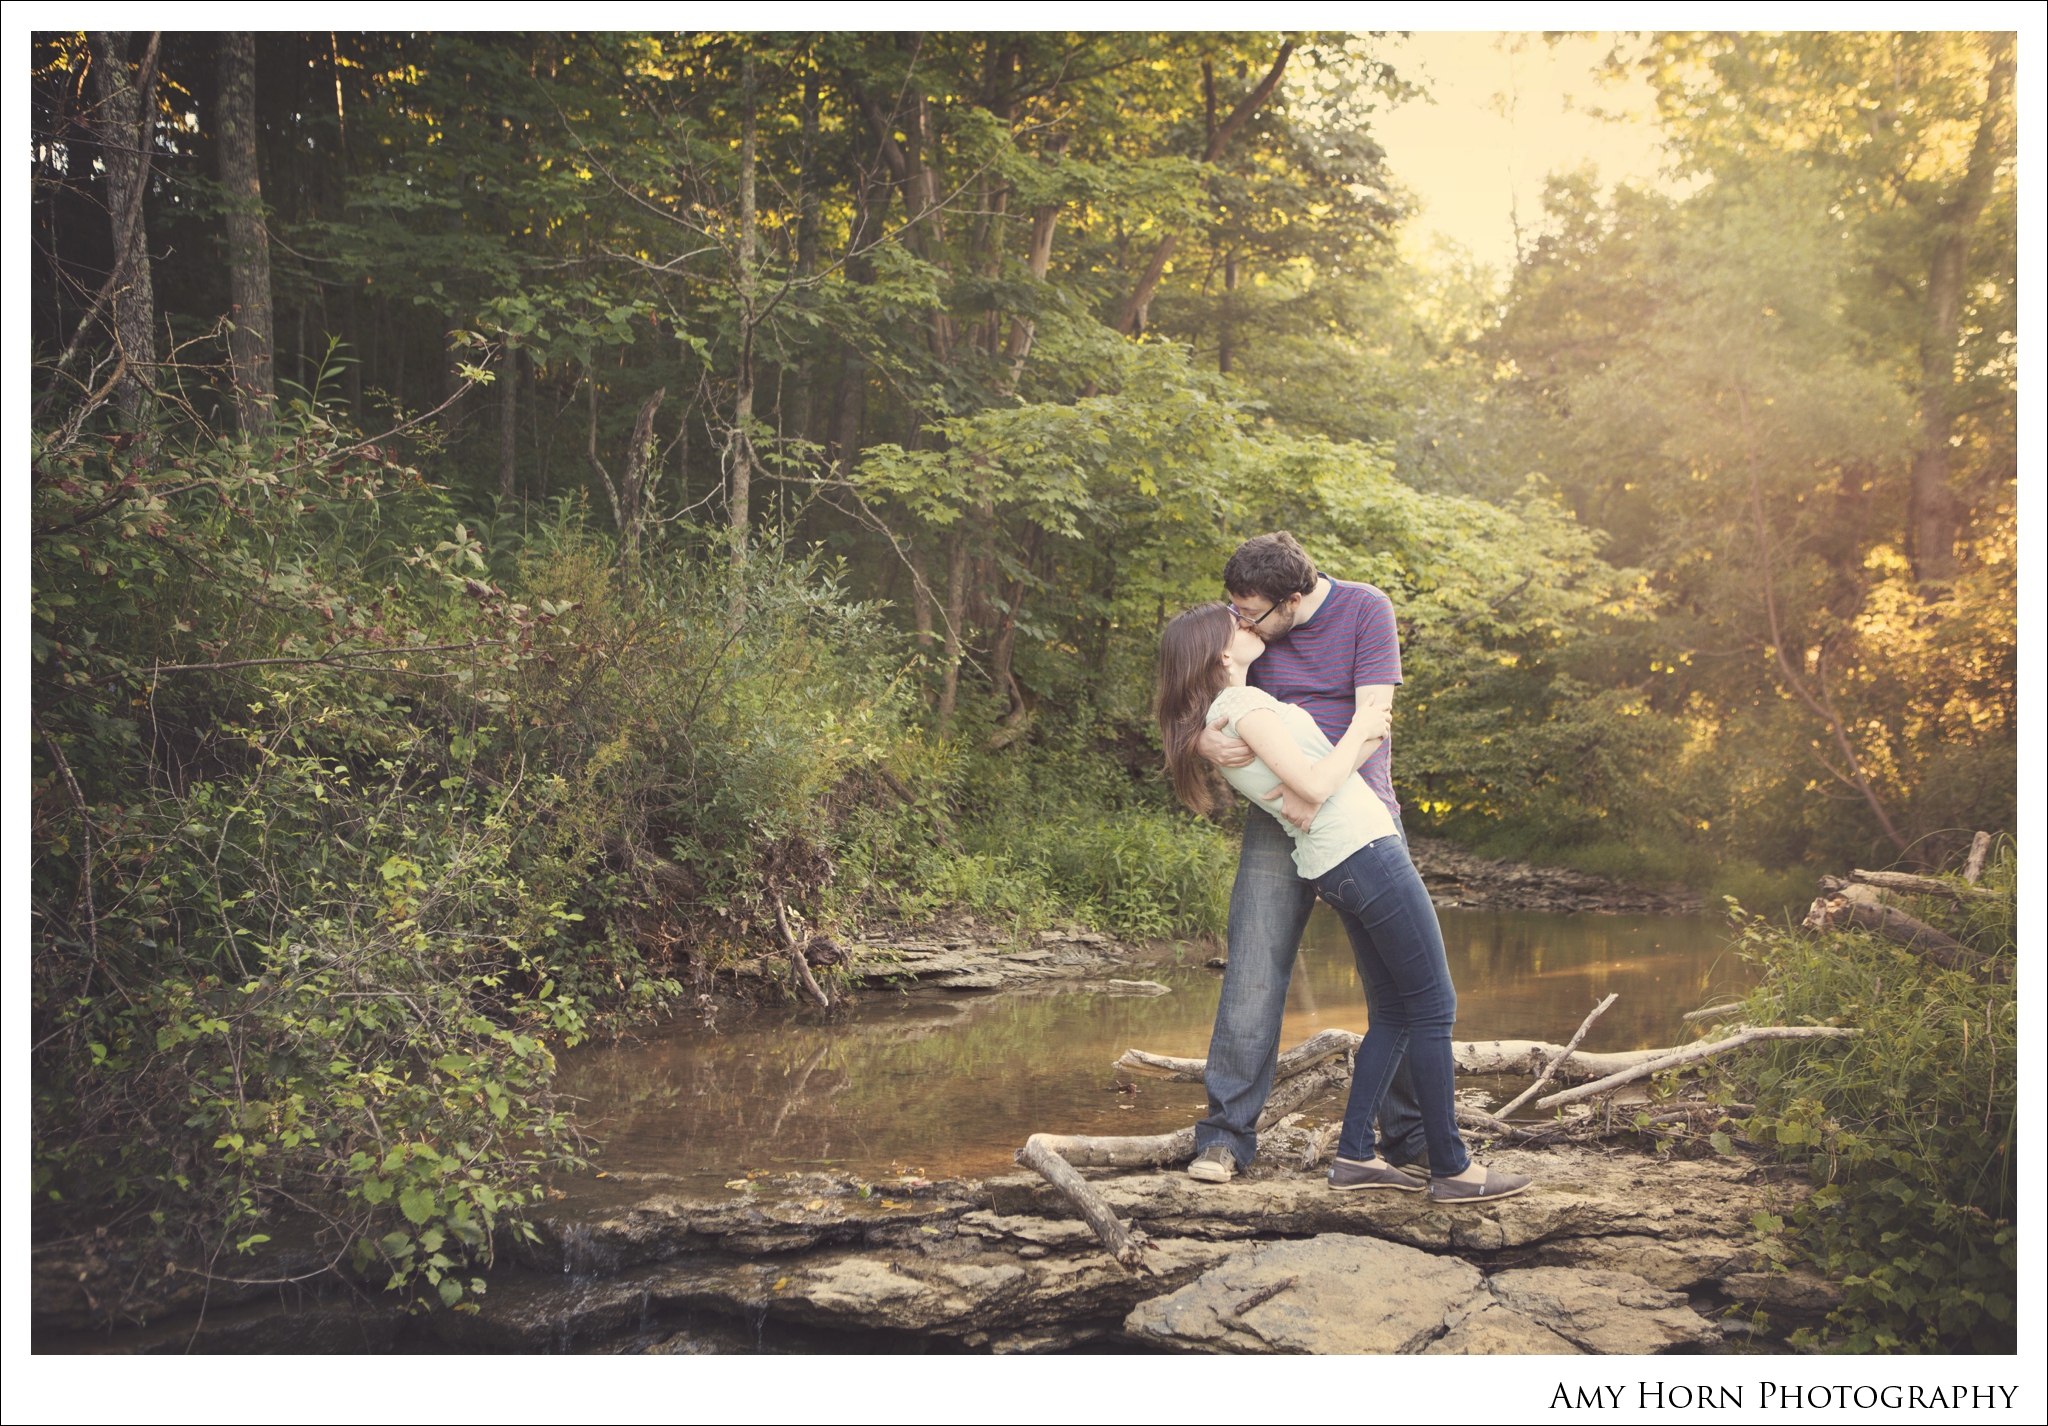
{"left": 1231, "top": 601, "right": 1281, "bottom": 630}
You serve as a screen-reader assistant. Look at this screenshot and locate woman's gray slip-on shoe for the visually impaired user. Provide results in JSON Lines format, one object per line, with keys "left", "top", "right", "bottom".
{"left": 1327, "top": 1157, "right": 1426, "bottom": 1192}
{"left": 1429, "top": 1167, "right": 1533, "bottom": 1203}
{"left": 1187, "top": 1146, "right": 1238, "bottom": 1183}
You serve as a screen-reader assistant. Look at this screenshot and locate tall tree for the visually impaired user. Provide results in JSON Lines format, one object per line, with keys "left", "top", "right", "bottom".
{"left": 85, "top": 31, "right": 159, "bottom": 423}
{"left": 1641, "top": 31, "right": 2018, "bottom": 583}
{"left": 217, "top": 32, "right": 276, "bottom": 437}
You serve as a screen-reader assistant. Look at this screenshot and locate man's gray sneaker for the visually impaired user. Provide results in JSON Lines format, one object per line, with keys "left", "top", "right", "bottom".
{"left": 1187, "top": 1146, "right": 1237, "bottom": 1183}
{"left": 1429, "top": 1166, "right": 1532, "bottom": 1203}
{"left": 1328, "top": 1156, "right": 1425, "bottom": 1192}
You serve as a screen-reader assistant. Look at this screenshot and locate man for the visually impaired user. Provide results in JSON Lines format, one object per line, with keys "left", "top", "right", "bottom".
{"left": 1185, "top": 531, "right": 1428, "bottom": 1183}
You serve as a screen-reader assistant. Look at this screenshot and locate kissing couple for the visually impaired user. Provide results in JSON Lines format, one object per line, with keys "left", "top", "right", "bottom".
{"left": 1154, "top": 532, "right": 1530, "bottom": 1204}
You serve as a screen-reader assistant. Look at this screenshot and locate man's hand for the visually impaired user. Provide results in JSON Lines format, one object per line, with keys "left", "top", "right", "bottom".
{"left": 1262, "top": 783, "right": 1322, "bottom": 832}
{"left": 1196, "top": 716, "right": 1256, "bottom": 769}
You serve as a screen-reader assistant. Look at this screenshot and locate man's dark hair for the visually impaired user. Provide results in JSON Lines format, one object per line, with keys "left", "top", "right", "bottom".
{"left": 1222, "top": 531, "right": 1317, "bottom": 603}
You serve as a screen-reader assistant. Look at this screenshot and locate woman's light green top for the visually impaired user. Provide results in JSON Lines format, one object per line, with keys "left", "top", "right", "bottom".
{"left": 1205, "top": 685, "right": 1398, "bottom": 879}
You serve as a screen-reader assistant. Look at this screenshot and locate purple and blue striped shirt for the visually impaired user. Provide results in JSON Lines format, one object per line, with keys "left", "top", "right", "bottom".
{"left": 1247, "top": 579, "right": 1403, "bottom": 819}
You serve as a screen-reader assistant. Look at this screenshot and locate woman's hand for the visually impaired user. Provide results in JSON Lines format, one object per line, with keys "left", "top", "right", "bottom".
{"left": 1262, "top": 783, "right": 1323, "bottom": 832}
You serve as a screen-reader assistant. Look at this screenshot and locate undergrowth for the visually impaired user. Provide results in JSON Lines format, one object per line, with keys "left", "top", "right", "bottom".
{"left": 1725, "top": 844, "right": 2017, "bottom": 1353}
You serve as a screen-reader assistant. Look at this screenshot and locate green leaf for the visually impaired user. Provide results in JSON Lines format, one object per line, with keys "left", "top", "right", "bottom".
{"left": 360, "top": 1175, "right": 393, "bottom": 1204}
{"left": 438, "top": 1276, "right": 463, "bottom": 1307}
{"left": 398, "top": 1185, "right": 436, "bottom": 1225}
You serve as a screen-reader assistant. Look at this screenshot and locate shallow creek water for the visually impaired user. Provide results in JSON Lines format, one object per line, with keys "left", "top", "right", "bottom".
{"left": 557, "top": 907, "right": 1754, "bottom": 1188}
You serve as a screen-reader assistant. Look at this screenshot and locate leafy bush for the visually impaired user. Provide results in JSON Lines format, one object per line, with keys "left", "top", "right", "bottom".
{"left": 28, "top": 408, "right": 931, "bottom": 1305}
{"left": 1725, "top": 847, "right": 2016, "bottom": 1352}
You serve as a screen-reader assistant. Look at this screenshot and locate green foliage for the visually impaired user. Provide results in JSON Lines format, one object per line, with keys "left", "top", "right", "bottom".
{"left": 1723, "top": 848, "right": 2016, "bottom": 1352}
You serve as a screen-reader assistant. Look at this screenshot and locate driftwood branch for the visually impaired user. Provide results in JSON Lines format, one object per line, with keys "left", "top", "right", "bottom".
{"left": 1964, "top": 831, "right": 1992, "bottom": 884}
{"left": 1535, "top": 1027, "right": 1860, "bottom": 1111}
{"left": 1119, "top": 1031, "right": 1676, "bottom": 1087}
{"left": 1015, "top": 1135, "right": 1152, "bottom": 1268}
{"left": 1805, "top": 879, "right": 1993, "bottom": 975}
{"left": 1114, "top": 1026, "right": 1357, "bottom": 1084}
{"left": 1679, "top": 995, "right": 1777, "bottom": 1020}
{"left": 1849, "top": 868, "right": 1999, "bottom": 903}
{"left": 1498, "top": 993, "right": 1618, "bottom": 1119}
{"left": 768, "top": 892, "right": 832, "bottom": 1009}
{"left": 1020, "top": 1049, "right": 1356, "bottom": 1260}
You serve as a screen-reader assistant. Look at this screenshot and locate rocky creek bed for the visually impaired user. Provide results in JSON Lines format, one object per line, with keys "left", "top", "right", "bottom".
{"left": 35, "top": 1138, "right": 1838, "bottom": 1355}
{"left": 36, "top": 853, "right": 1781, "bottom": 1355}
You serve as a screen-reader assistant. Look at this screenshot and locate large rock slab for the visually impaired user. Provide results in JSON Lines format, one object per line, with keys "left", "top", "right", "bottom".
{"left": 1125, "top": 1241, "right": 1717, "bottom": 1356}
{"left": 984, "top": 1146, "right": 1793, "bottom": 1292}
{"left": 1486, "top": 1266, "right": 1719, "bottom": 1354}
{"left": 1124, "top": 1235, "right": 1485, "bottom": 1354}
{"left": 1426, "top": 1300, "right": 1582, "bottom": 1355}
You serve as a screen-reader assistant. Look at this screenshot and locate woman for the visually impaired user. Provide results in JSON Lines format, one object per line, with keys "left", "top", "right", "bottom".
{"left": 1156, "top": 602, "right": 1530, "bottom": 1203}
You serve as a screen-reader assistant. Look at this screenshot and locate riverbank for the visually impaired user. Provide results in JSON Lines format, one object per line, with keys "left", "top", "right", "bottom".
{"left": 1408, "top": 836, "right": 1703, "bottom": 915}
{"left": 35, "top": 1139, "right": 1835, "bottom": 1354}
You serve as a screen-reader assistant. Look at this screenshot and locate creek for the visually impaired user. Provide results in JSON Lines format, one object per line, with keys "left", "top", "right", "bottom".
{"left": 558, "top": 906, "right": 1754, "bottom": 1187}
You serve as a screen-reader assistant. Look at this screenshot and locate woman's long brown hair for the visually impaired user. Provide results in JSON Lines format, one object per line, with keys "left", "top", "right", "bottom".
{"left": 1155, "top": 602, "right": 1237, "bottom": 815}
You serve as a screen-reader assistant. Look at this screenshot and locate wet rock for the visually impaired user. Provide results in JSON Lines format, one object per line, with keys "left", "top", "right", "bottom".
{"left": 1486, "top": 1266, "right": 1719, "bottom": 1354}
{"left": 933, "top": 972, "right": 1005, "bottom": 989}
{"left": 1124, "top": 1235, "right": 1484, "bottom": 1354}
{"left": 1101, "top": 980, "right": 1171, "bottom": 996}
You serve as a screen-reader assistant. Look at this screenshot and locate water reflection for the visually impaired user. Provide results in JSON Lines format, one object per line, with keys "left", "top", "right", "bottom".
{"left": 557, "top": 907, "right": 1752, "bottom": 1184}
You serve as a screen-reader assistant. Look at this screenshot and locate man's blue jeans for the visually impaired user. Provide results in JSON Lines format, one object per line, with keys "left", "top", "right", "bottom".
{"left": 1193, "top": 808, "right": 1429, "bottom": 1171}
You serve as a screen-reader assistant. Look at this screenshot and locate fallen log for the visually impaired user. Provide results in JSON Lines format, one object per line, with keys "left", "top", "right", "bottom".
{"left": 1120, "top": 1033, "right": 1673, "bottom": 1086}
{"left": 1804, "top": 880, "right": 1993, "bottom": 975}
{"left": 1115, "top": 1026, "right": 1357, "bottom": 1084}
{"left": 1019, "top": 1050, "right": 1357, "bottom": 1261}
{"left": 1498, "top": 993, "right": 1618, "bottom": 1119}
{"left": 1849, "top": 869, "right": 1999, "bottom": 903}
{"left": 1535, "top": 1027, "right": 1860, "bottom": 1111}
{"left": 1016, "top": 1136, "right": 1152, "bottom": 1267}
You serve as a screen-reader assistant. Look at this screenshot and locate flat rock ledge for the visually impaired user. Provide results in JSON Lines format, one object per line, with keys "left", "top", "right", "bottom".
{"left": 728, "top": 925, "right": 1139, "bottom": 995}
{"left": 36, "top": 1145, "right": 1838, "bottom": 1355}
{"left": 1124, "top": 1237, "right": 1716, "bottom": 1355}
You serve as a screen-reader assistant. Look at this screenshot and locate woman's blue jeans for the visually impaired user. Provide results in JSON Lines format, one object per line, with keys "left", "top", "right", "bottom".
{"left": 1315, "top": 835, "right": 1471, "bottom": 1176}
{"left": 1194, "top": 810, "right": 1427, "bottom": 1171}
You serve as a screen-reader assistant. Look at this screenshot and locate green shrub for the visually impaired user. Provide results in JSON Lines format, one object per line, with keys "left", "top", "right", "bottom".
{"left": 1724, "top": 846, "right": 2016, "bottom": 1352}
{"left": 28, "top": 410, "right": 926, "bottom": 1305}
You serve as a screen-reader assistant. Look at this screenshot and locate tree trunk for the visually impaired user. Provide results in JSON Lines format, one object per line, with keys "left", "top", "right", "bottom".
{"left": 1217, "top": 250, "right": 1241, "bottom": 375}
{"left": 910, "top": 546, "right": 935, "bottom": 650}
{"left": 497, "top": 347, "right": 519, "bottom": 502}
{"left": 787, "top": 73, "right": 821, "bottom": 457}
{"left": 1114, "top": 41, "right": 1293, "bottom": 337}
{"left": 1002, "top": 201, "right": 1060, "bottom": 386}
{"left": 1908, "top": 35, "right": 2013, "bottom": 583}
{"left": 729, "top": 54, "right": 758, "bottom": 560}
{"left": 936, "top": 527, "right": 970, "bottom": 733}
{"left": 618, "top": 387, "right": 666, "bottom": 567}
{"left": 87, "top": 31, "right": 159, "bottom": 424}
{"left": 217, "top": 33, "right": 275, "bottom": 437}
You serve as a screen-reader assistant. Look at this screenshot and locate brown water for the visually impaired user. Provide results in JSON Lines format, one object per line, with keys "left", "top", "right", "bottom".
{"left": 557, "top": 906, "right": 1753, "bottom": 1186}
